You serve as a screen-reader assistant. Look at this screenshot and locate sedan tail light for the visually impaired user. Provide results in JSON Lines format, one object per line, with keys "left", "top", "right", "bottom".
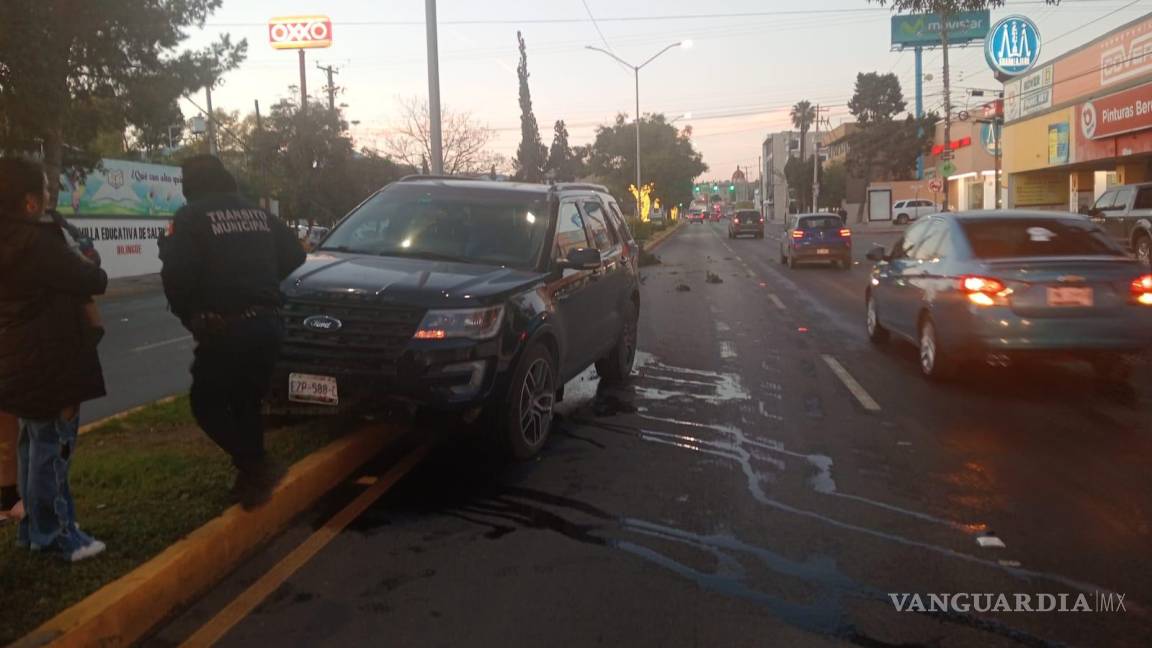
{"left": 960, "top": 275, "right": 1010, "bottom": 306}
{"left": 758, "top": 217, "right": 765, "bottom": 223}
{"left": 839, "top": 228, "right": 851, "bottom": 237}
{"left": 1130, "top": 274, "right": 1152, "bottom": 305}
{"left": 791, "top": 230, "right": 804, "bottom": 239}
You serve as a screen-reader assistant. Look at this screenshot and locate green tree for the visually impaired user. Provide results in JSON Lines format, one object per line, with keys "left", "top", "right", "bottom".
{"left": 845, "top": 72, "right": 937, "bottom": 184}
{"left": 790, "top": 100, "right": 816, "bottom": 162}
{"left": 847, "top": 73, "right": 906, "bottom": 125}
{"left": 820, "top": 161, "right": 847, "bottom": 210}
{"left": 588, "top": 114, "right": 707, "bottom": 216}
{"left": 546, "top": 120, "right": 575, "bottom": 181}
{"left": 0, "top": 1, "right": 246, "bottom": 199}
{"left": 513, "top": 31, "right": 547, "bottom": 182}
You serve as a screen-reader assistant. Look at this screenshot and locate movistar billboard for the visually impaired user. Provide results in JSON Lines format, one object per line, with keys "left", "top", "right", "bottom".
{"left": 891, "top": 10, "right": 991, "bottom": 49}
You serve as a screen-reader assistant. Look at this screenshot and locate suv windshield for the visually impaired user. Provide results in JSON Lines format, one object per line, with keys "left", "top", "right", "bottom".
{"left": 960, "top": 218, "right": 1122, "bottom": 258}
{"left": 320, "top": 186, "right": 550, "bottom": 268}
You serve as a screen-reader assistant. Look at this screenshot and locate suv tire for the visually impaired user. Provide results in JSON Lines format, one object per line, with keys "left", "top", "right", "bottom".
{"left": 895, "top": 213, "right": 909, "bottom": 225}
{"left": 498, "top": 343, "right": 557, "bottom": 460}
{"left": 596, "top": 301, "right": 638, "bottom": 383}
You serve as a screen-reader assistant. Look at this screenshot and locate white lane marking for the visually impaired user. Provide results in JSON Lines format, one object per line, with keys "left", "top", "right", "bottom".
{"left": 820, "top": 355, "right": 881, "bottom": 412}
{"left": 720, "top": 341, "right": 737, "bottom": 359}
{"left": 132, "top": 335, "right": 193, "bottom": 352}
{"left": 767, "top": 294, "right": 787, "bottom": 310}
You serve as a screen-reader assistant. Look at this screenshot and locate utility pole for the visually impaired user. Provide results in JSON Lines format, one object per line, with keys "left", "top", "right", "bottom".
{"left": 316, "top": 62, "right": 340, "bottom": 113}
{"left": 205, "top": 81, "right": 218, "bottom": 155}
{"left": 298, "top": 50, "right": 308, "bottom": 115}
{"left": 812, "top": 105, "right": 822, "bottom": 212}
{"left": 425, "top": 0, "right": 444, "bottom": 174}
{"left": 940, "top": 9, "right": 952, "bottom": 212}
{"left": 255, "top": 99, "right": 268, "bottom": 209}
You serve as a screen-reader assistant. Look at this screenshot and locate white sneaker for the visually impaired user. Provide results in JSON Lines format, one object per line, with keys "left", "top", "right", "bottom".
{"left": 66, "top": 538, "right": 106, "bottom": 562}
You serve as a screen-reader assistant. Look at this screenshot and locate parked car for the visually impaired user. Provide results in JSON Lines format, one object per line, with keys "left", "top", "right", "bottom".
{"left": 779, "top": 213, "right": 852, "bottom": 269}
{"left": 893, "top": 199, "right": 939, "bottom": 225}
{"left": 728, "top": 209, "right": 765, "bottom": 239}
{"left": 864, "top": 211, "right": 1152, "bottom": 382}
{"left": 1086, "top": 182, "right": 1152, "bottom": 263}
{"left": 267, "top": 177, "right": 641, "bottom": 459}
{"left": 688, "top": 208, "right": 706, "bottom": 223}
{"left": 649, "top": 207, "right": 667, "bottom": 225}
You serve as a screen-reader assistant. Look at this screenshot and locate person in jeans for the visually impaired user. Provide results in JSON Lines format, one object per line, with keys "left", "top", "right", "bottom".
{"left": 160, "top": 155, "right": 305, "bottom": 509}
{"left": 0, "top": 157, "right": 108, "bottom": 561}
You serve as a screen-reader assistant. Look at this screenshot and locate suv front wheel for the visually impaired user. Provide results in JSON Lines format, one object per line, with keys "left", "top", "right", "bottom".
{"left": 498, "top": 343, "right": 557, "bottom": 460}
{"left": 596, "top": 301, "right": 638, "bottom": 383}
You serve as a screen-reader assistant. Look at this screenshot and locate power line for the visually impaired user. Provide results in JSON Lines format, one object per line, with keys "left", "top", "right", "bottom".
{"left": 580, "top": 0, "right": 614, "bottom": 52}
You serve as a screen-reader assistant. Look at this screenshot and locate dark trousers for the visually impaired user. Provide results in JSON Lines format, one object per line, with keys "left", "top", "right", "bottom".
{"left": 190, "top": 315, "right": 283, "bottom": 472}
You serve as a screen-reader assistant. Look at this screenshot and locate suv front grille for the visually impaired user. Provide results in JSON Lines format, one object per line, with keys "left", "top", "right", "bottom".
{"left": 280, "top": 294, "right": 425, "bottom": 373}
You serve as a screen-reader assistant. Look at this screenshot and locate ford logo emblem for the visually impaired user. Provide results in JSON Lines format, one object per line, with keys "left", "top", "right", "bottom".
{"left": 302, "top": 315, "right": 343, "bottom": 332}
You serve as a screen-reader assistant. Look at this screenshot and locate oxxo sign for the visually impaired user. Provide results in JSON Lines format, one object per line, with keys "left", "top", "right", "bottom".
{"left": 268, "top": 15, "right": 333, "bottom": 50}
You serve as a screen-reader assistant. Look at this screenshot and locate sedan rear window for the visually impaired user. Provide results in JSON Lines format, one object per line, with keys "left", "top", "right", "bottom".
{"left": 798, "top": 216, "right": 843, "bottom": 229}
{"left": 959, "top": 218, "right": 1123, "bottom": 258}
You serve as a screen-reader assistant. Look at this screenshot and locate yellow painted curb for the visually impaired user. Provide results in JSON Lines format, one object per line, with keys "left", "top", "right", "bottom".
{"left": 12, "top": 423, "right": 402, "bottom": 648}
{"left": 79, "top": 395, "right": 182, "bottom": 436}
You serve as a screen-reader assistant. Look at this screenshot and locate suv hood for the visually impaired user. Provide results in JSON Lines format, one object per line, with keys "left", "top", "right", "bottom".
{"left": 283, "top": 251, "right": 546, "bottom": 307}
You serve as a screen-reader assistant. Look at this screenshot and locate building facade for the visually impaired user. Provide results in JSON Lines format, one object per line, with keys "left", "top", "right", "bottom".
{"left": 761, "top": 130, "right": 815, "bottom": 222}
{"left": 1003, "top": 14, "right": 1152, "bottom": 211}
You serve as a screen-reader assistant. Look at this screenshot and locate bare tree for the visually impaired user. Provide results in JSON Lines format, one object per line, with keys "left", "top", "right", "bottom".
{"left": 384, "top": 97, "right": 496, "bottom": 176}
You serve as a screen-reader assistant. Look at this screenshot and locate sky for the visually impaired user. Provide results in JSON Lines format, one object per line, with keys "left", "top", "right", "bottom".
{"left": 181, "top": 0, "right": 1151, "bottom": 180}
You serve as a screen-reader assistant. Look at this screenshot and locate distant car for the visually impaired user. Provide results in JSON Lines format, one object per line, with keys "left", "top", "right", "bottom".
{"left": 1086, "top": 182, "right": 1152, "bottom": 263}
{"left": 893, "top": 199, "right": 939, "bottom": 225}
{"left": 780, "top": 214, "right": 852, "bottom": 269}
{"left": 649, "top": 208, "right": 667, "bottom": 225}
{"left": 710, "top": 206, "right": 722, "bottom": 222}
{"left": 865, "top": 211, "right": 1152, "bottom": 382}
{"left": 688, "top": 209, "right": 706, "bottom": 223}
{"left": 728, "top": 209, "right": 764, "bottom": 239}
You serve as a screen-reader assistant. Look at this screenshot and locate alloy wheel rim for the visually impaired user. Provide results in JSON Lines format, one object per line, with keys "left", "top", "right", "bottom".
{"left": 519, "top": 358, "right": 555, "bottom": 447}
{"left": 920, "top": 324, "right": 936, "bottom": 374}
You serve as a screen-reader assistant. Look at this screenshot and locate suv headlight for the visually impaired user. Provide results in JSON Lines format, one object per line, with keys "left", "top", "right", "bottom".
{"left": 413, "top": 305, "right": 505, "bottom": 340}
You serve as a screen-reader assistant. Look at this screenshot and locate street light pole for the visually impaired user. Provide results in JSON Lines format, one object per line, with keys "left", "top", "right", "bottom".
{"left": 586, "top": 40, "right": 690, "bottom": 219}
{"left": 425, "top": 0, "right": 444, "bottom": 174}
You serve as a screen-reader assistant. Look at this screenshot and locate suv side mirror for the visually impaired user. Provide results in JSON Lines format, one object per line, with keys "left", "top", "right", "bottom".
{"left": 865, "top": 246, "right": 886, "bottom": 262}
{"left": 560, "top": 247, "right": 602, "bottom": 271}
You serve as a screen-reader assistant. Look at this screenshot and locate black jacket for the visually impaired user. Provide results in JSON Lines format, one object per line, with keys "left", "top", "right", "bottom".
{"left": 160, "top": 193, "right": 305, "bottom": 323}
{"left": 0, "top": 215, "right": 109, "bottom": 419}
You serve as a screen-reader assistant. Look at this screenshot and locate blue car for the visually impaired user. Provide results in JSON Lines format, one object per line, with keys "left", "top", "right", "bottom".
{"left": 864, "top": 211, "right": 1152, "bottom": 382}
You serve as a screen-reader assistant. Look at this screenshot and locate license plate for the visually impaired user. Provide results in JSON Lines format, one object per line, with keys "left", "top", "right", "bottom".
{"left": 816, "top": 248, "right": 830, "bottom": 255}
{"left": 1046, "top": 286, "right": 1093, "bottom": 307}
{"left": 289, "top": 373, "right": 339, "bottom": 405}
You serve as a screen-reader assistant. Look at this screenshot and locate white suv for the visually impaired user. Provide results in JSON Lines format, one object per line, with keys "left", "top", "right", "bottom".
{"left": 893, "top": 199, "right": 938, "bottom": 225}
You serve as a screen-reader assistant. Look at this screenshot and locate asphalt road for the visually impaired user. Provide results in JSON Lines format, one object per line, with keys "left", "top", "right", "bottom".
{"left": 84, "top": 290, "right": 193, "bottom": 424}
{"left": 150, "top": 221, "right": 1152, "bottom": 647}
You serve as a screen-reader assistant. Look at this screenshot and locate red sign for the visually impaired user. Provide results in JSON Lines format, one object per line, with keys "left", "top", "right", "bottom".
{"left": 1054, "top": 15, "right": 1152, "bottom": 105}
{"left": 930, "top": 137, "right": 972, "bottom": 156}
{"left": 1078, "top": 82, "right": 1152, "bottom": 141}
{"left": 982, "top": 100, "right": 1003, "bottom": 119}
{"left": 268, "top": 15, "right": 333, "bottom": 50}
{"left": 928, "top": 178, "right": 943, "bottom": 193}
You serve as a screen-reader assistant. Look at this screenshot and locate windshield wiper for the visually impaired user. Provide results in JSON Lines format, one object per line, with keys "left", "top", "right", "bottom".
{"left": 378, "top": 249, "right": 469, "bottom": 263}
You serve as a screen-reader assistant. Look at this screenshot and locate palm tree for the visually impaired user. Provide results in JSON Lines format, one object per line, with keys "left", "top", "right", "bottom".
{"left": 790, "top": 100, "right": 816, "bottom": 163}
{"left": 790, "top": 100, "right": 817, "bottom": 211}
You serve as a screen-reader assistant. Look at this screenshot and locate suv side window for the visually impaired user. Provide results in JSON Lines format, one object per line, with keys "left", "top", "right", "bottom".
{"left": 1135, "top": 188, "right": 1152, "bottom": 210}
{"left": 581, "top": 200, "right": 616, "bottom": 253}
{"left": 1112, "top": 187, "right": 1135, "bottom": 212}
{"left": 605, "top": 201, "right": 635, "bottom": 246}
{"left": 555, "top": 201, "right": 590, "bottom": 260}
{"left": 890, "top": 219, "right": 931, "bottom": 260}
{"left": 893, "top": 200, "right": 906, "bottom": 209}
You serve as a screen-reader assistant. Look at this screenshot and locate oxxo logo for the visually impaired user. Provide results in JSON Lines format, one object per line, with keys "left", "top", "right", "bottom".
{"left": 268, "top": 16, "right": 333, "bottom": 50}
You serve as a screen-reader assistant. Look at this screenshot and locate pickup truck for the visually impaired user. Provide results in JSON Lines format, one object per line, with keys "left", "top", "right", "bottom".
{"left": 1087, "top": 182, "right": 1152, "bottom": 263}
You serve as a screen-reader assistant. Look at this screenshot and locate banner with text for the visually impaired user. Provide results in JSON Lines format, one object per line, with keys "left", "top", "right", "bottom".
{"left": 58, "top": 159, "right": 185, "bottom": 218}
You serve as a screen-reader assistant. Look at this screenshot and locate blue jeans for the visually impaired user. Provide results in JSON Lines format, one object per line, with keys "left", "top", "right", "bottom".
{"left": 16, "top": 415, "right": 81, "bottom": 550}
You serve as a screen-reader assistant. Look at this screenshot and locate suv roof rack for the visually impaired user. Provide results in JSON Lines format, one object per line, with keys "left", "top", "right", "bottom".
{"left": 550, "top": 182, "right": 610, "bottom": 193}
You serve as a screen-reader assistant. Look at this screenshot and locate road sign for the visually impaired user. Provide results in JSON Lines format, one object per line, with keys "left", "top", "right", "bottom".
{"left": 928, "top": 178, "right": 943, "bottom": 193}
{"left": 986, "top": 15, "right": 1041, "bottom": 77}
{"left": 939, "top": 150, "right": 954, "bottom": 161}
{"left": 940, "top": 161, "right": 957, "bottom": 178}
{"left": 891, "top": 11, "right": 990, "bottom": 49}
{"left": 269, "top": 15, "right": 334, "bottom": 50}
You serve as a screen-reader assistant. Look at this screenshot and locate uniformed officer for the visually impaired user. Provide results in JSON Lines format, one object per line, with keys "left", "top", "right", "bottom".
{"left": 160, "top": 155, "right": 305, "bottom": 508}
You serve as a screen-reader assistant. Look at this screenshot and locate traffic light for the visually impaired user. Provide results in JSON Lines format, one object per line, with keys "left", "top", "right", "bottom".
{"left": 712, "top": 184, "right": 718, "bottom": 192}
{"left": 693, "top": 185, "right": 700, "bottom": 194}
{"left": 729, "top": 183, "right": 735, "bottom": 192}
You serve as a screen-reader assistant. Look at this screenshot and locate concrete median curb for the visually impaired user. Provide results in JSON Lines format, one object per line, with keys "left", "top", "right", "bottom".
{"left": 13, "top": 422, "right": 402, "bottom": 648}
{"left": 641, "top": 221, "right": 683, "bottom": 252}
{"left": 79, "top": 394, "right": 182, "bottom": 435}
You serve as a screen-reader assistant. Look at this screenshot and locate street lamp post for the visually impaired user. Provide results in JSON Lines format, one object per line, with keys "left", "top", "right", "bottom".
{"left": 586, "top": 41, "right": 691, "bottom": 219}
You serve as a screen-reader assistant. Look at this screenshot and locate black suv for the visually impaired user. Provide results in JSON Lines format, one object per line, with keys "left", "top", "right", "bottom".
{"left": 267, "top": 177, "right": 641, "bottom": 458}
